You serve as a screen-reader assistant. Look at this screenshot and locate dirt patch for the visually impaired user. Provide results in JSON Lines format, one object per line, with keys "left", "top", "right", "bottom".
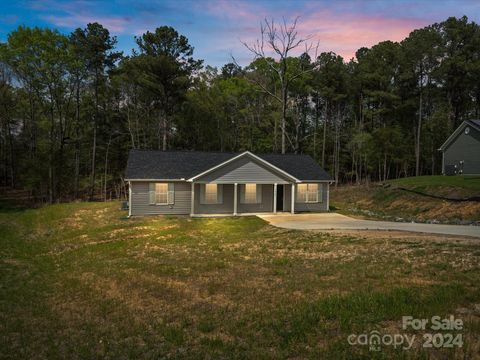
{"left": 331, "top": 185, "right": 480, "bottom": 223}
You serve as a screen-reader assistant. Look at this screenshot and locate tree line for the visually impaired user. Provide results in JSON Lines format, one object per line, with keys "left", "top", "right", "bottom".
{"left": 0, "top": 16, "right": 479, "bottom": 203}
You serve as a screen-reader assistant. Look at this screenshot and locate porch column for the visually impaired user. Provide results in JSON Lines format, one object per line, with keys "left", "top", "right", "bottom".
{"left": 128, "top": 181, "right": 132, "bottom": 217}
{"left": 190, "top": 182, "right": 195, "bottom": 216}
{"left": 326, "top": 183, "right": 330, "bottom": 211}
{"left": 233, "top": 183, "right": 238, "bottom": 216}
{"left": 291, "top": 183, "right": 295, "bottom": 214}
{"left": 273, "top": 183, "right": 277, "bottom": 214}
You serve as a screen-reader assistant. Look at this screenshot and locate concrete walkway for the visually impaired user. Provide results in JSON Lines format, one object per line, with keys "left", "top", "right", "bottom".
{"left": 258, "top": 213, "right": 480, "bottom": 238}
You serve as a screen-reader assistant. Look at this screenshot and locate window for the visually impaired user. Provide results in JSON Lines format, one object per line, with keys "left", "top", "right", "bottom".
{"left": 297, "top": 183, "right": 320, "bottom": 203}
{"left": 244, "top": 184, "right": 257, "bottom": 204}
{"left": 204, "top": 184, "right": 218, "bottom": 204}
{"left": 149, "top": 183, "right": 174, "bottom": 205}
{"left": 241, "top": 184, "right": 261, "bottom": 204}
{"left": 155, "top": 183, "right": 168, "bottom": 204}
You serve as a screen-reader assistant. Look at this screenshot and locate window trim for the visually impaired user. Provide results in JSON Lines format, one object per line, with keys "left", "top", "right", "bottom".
{"left": 297, "top": 183, "right": 320, "bottom": 203}
{"left": 149, "top": 182, "right": 174, "bottom": 206}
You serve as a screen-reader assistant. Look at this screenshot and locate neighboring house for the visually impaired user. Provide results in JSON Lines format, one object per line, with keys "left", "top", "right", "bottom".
{"left": 125, "top": 150, "right": 333, "bottom": 217}
{"left": 439, "top": 119, "right": 480, "bottom": 175}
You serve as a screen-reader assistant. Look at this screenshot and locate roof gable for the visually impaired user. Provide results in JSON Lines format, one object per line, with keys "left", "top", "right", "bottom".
{"left": 439, "top": 120, "right": 480, "bottom": 151}
{"left": 193, "top": 153, "right": 295, "bottom": 183}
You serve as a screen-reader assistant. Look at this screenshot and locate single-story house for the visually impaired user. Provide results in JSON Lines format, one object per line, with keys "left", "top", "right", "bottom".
{"left": 439, "top": 119, "right": 480, "bottom": 175}
{"left": 125, "top": 150, "right": 333, "bottom": 217}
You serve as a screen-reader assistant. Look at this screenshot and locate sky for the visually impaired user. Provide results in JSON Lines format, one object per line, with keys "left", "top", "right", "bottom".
{"left": 1, "top": 0, "right": 480, "bottom": 67}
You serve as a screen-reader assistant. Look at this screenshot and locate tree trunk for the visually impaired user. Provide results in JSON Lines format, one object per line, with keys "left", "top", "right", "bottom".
{"left": 104, "top": 135, "right": 111, "bottom": 202}
{"left": 90, "top": 74, "right": 99, "bottom": 201}
{"left": 162, "top": 113, "right": 167, "bottom": 151}
{"left": 321, "top": 101, "right": 328, "bottom": 168}
{"left": 415, "top": 86, "right": 422, "bottom": 177}
{"left": 90, "top": 123, "right": 97, "bottom": 200}
{"left": 281, "top": 85, "right": 287, "bottom": 154}
{"left": 74, "top": 79, "right": 80, "bottom": 199}
{"left": 313, "top": 93, "right": 319, "bottom": 160}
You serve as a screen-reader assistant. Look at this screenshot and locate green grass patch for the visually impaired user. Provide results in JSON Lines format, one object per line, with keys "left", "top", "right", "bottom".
{"left": 1, "top": 202, "right": 479, "bottom": 359}
{"left": 388, "top": 175, "right": 480, "bottom": 193}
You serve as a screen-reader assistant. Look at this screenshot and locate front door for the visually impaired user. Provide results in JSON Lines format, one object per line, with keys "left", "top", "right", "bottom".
{"left": 276, "top": 185, "right": 284, "bottom": 211}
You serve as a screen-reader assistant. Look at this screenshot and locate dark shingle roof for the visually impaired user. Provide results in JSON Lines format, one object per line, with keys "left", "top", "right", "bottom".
{"left": 258, "top": 153, "right": 332, "bottom": 181}
{"left": 125, "top": 150, "right": 332, "bottom": 181}
{"left": 468, "top": 119, "right": 480, "bottom": 129}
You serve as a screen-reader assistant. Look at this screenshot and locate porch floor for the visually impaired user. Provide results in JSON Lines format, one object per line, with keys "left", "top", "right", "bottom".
{"left": 191, "top": 212, "right": 291, "bottom": 218}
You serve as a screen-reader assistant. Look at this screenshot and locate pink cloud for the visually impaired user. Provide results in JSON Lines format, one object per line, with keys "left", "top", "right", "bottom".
{"left": 201, "top": 1, "right": 430, "bottom": 62}
{"left": 298, "top": 11, "right": 430, "bottom": 59}
{"left": 43, "top": 14, "right": 131, "bottom": 32}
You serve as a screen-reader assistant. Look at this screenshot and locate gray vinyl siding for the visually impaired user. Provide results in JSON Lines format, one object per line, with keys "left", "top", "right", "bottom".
{"left": 197, "top": 156, "right": 292, "bottom": 183}
{"left": 443, "top": 126, "right": 480, "bottom": 174}
{"left": 238, "top": 184, "right": 274, "bottom": 213}
{"left": 194, "top": 184, "right": 234, "bottom": 214}
{"left": 284, "top": 183, "right": 329, "bottom": 212}
{"left": 193, "top": 184, "right": 275, "bottom": 214}
{"left": 130, "top": 181, "right": 191, "bottom": 216}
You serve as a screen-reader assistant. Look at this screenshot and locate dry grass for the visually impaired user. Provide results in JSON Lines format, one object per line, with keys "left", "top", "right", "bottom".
{"left": 331, "top": 184, "right": 480, "bottom": 223}
{"left": 0, "top": 201, "right": 479, "bottom": 359}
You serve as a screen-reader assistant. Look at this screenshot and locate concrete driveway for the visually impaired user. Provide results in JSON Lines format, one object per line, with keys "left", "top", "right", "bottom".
{"left": 258, "top": 213, "right": 480, "bottom": 238}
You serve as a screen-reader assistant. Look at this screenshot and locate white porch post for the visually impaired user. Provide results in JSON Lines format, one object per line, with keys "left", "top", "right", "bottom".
{"left": 326, "top": 183, "right": 330, "bottom": 211}
{"left": 273, "top": 183, "right": 277, "bottom": 214}
{"left": 291, "top": 183, "right": 295, "bottom": 214}
{"left": 233, "top": 183, "right": 238, "bottom": 216}
{"left": 190, "top": 182, "right": 195, "bottom": 216}
{"left": 128, "top": 181, "right": 132, "bottom": 217}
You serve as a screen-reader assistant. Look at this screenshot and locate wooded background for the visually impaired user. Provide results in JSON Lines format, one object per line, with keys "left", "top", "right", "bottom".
{"left": 0, "top": 16, "right": 479, "bottom": 203}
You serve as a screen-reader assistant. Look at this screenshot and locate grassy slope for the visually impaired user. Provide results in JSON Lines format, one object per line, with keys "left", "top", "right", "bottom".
{"left": 1, "top": 202, "right": 480, "bottom": 359}
{"left": 331, "top": 176, "right": 480, "bottom": 223}
{"left": 389, "top": 176, "right": 480, "bottom": 198}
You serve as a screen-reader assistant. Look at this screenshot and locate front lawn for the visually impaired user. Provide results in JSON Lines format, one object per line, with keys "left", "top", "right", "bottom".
{"left": 1, "top": 202, "right": 479, "bottom": 359}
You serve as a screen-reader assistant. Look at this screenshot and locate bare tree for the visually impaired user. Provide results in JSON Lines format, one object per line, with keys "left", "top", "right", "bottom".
{"left": 238, "top": 17, "right": 318, "bottom": 153}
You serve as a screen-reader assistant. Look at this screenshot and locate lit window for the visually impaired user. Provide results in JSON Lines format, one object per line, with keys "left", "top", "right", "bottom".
{"left": 297, "top": 183, "right": 319, "bottom": 203}
{"left": 204, "top": 184, "right": 218, "bottom": 204}
{"left": 244, "top": 184, "right": 257, "bottom": 204}
{"left": 155, "top": 183, "right": 168, "bottom": 204}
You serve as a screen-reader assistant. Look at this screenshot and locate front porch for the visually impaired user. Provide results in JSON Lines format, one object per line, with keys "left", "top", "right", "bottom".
{"left": 190, "top": 182, "right": 295, "bottom": 216}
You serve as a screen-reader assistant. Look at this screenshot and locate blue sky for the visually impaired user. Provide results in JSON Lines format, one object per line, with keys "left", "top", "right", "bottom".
{"left": 1, "top": 0, "right": 479, "bottom": 67}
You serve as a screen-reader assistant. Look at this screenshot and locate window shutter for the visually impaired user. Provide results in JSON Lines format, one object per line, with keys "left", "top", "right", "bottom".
{"left": 149, "top": 183, "right": 155, "bottom": 205}
{"left": 318, "top": 184, "right": 323, "bottom": 203}
{"left": 239, "top": 184, "right": 246, "bottom": 204}
{"left": 167, "top": 183, "right": 175, "bottom": 205}
{"left": 256, "top": 184, "right": 262, "bottom": 204}
{"left": 218, "top": 184, "right": 223, "bottom": 204}
{"left": 200, "top": 184, "right": 206, "bottom": 204}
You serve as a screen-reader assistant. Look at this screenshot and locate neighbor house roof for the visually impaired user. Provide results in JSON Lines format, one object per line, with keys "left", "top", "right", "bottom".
{"left": 439, "top": 119, "right": 480, "bottom": 151}
{"left": 125, "top": 150, "right": 333, "bottom": 182}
